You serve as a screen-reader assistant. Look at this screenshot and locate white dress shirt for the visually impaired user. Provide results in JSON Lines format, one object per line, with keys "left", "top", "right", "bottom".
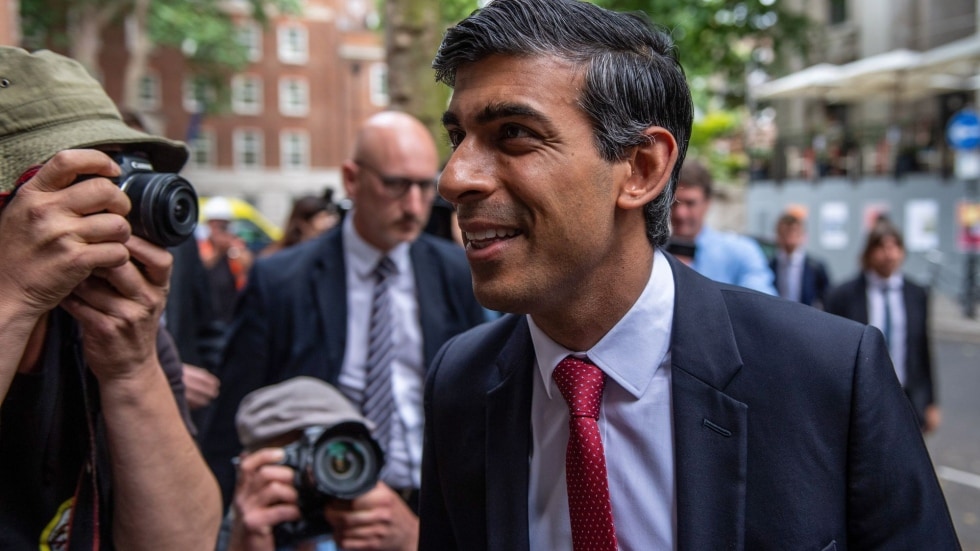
{"left": 528, "top": 248, "right": 676, "bottom": 551}
{"left": 339, "top": 214, "right": 425, "bottom": 489}
{"left": 776, "top": 249, "right": 805, "bottom": 302}
{"left": 866, "top": 271, "right": 907, "bottom": 386}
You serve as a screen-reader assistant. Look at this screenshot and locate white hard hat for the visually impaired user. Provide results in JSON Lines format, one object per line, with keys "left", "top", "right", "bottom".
{"left": 202, "top": 196, "right": 234, "bottom": 222}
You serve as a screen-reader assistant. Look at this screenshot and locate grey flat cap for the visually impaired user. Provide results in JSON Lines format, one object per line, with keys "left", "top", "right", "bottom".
{"left": 235, "top": 377, "right": 372, "bottom": 450}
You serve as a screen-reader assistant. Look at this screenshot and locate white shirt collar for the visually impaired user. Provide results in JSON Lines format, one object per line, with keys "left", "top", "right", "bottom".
{"left": 777, "top": 248, "right": 805, "bottom": 266}
{"left": 865, "top": 270, "right": 903, "bottom": 291}
{"left": 342, "top": 211, "right": 412, "bottom": 279}
{"left": 528, "top": 248, "right": 675, "bottom": 400}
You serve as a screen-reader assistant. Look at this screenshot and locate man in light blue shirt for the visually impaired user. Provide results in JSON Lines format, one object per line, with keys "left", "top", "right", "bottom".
{"left": 669, "top": 159, "right": 777, "bottom": 295}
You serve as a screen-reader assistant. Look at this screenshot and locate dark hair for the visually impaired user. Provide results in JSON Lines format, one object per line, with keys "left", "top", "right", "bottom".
{"left": 678, "top": 159, "right": 713, "bottom": 198}
{"left": 861, "top": 217, "right": 904, "bottom": 270}
{"left": 281, "top": 195, "right": 337, "bottom": 249}
{"left": 776, "top": 212, "right": 803, "bottom": 230}
{"left": 433, "top": 0, "right": 693, "bottom": 247}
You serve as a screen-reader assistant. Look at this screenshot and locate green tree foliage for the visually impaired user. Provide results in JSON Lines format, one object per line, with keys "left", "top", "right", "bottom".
{"left": 596, "top": 0, "right": 811, "bottom": 106}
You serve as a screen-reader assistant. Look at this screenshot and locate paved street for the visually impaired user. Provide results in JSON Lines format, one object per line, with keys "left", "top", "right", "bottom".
{"left": 926, "top": 337, "right": 980, "bottom": 550}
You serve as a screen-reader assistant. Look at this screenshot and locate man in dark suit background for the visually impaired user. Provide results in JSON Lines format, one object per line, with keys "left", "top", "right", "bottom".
{"left": 421, "top": 1, "right": 957, "bottom": 549}
{"left": 770, "top": 211, "right": 831, "bottom": 308}
{"left": 202, "top": 111, "right": 485, "bottom": 551}
{"left": 825, "top": 218, "right": 940, "bottom": 433}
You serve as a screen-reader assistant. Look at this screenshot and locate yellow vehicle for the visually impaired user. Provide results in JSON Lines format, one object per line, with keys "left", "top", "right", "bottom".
{"left": 199, "top": 196, "right": 283, "bottom": 253}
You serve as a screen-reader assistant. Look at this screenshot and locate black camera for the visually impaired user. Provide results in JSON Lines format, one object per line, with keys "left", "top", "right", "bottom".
{"left": 274, "top": 422, "right": 384, "bottom": 543}
{"left": 111, "top": 153, "right": 198, "bottom": 247}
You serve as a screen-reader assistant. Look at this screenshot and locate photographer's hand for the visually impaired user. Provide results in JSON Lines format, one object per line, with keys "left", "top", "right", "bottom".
{"left": 324, "top": 482, "right": 419, "bottom": 551}
{"left": 62, "top": 235, "right": 170, "bottom": 381}
{"left": 0, "top": 149, "right": 127, "bottom": 401}
{"left": 229, "top": 448, "right": 302, "bottom": 551}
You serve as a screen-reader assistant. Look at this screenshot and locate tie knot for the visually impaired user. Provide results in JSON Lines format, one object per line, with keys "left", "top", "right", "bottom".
{"left": 375, "top": 256, "right": 397, "bottom": 280}
{"left": 552, "top": 356, "right": 605, "bottom": 419}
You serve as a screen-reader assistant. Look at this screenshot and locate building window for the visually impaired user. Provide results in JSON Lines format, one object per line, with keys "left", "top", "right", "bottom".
{"left": 280, "top": 130, "right": 310, "bottom": 170}
{"left": 234, "top": 129, "right": 264, "bottom": 169}
{"left": 829, "top": 0, "right": 847, "bottom": 25}
{"left": 277, "top": 24, "right": 309, "bottom": 64}
{"left": 370, "top": 63, "right": 389, "bottom": 106}
{"left": 238, "top": 21, "right": 263, "bottom": 62}
{"left": 183, "top": 77, "right": 214, "bottom": 113}
{"left": 138, "top": 73, "right": 160, "bottom": 111}
{"left": 279, "top": 77, "right": 310, "bottom": 117}
{"left": 189, "top": 129, "right": 215, "bottom": 168}
{"left": 232, "top": 75, "right": 263, "bottom": 115}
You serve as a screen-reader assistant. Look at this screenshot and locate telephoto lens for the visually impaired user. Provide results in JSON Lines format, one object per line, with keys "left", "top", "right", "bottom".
{"left": 275, "top": 421, "right": 384, "bottom": 544}
{"left": 113, "top": 154, "right": 198, "bottom": 247}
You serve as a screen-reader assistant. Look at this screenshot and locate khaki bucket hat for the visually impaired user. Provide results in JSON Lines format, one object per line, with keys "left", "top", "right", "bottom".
{"left": 0, "top": 47, "right": 188, "bottom": 193}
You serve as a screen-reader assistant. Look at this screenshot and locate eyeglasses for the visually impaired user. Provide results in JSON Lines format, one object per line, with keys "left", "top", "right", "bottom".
{"left": 355, "top": 161, "right": 437, "bottom": 199}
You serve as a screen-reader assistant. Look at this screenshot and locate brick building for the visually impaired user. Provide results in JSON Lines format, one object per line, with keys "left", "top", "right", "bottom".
{"left": 98, "top": 0, "right": 388, "bottom": 224}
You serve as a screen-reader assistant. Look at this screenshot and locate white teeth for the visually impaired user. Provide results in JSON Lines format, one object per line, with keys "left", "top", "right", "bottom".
{"left": 464, "top": 228, "right": 519, "bottom": 241}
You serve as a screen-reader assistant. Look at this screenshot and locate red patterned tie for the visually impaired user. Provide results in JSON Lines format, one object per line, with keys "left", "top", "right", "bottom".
{"left": 553, "top": 356, "right": 618, "bottom": 551}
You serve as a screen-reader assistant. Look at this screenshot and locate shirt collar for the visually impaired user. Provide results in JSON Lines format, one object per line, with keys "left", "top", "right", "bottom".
{"left": 777, "top": 248, "right": 804, "bottom": 265}
{"left": 865, "top": 270, "right": 903, "bottom": 291}
{"left": 342, "top": 211, "right": 411, "bottom": 278}
{"left": 529, "top": 248, "right": 675, "bottom": 400}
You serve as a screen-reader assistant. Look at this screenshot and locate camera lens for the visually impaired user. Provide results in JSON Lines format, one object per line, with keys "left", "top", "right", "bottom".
{"left": 310, "top": 429, "right": 381, "bottom": 500}
{"left": 121, "top": 172, "right": 199, "bottom": 247}
{"left": 173, "top": 195, "right": 192, "bottom": 225}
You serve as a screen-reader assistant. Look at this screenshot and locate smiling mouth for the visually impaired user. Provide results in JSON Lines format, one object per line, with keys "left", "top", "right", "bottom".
{"left": 464, "top": 228, "right": 522, "bottom": 249}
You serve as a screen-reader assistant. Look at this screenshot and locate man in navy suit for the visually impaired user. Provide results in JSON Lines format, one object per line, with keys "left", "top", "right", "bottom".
{"left": 770, "top": 211, "right": 831, "bottom": 308}
{"left": 421, "top": 1, "right": 957, "bottom": 549}
{"left": 202, "top": 111, "right": 485, "bottom": 551}
{"left": 826, "top": 219, "right": 940, "bottom": 433}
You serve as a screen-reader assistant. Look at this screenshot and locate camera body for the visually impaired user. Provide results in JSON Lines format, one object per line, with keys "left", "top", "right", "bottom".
{"left": 274, "top": 421, "right": 384, "bottom": 544}
{"left": 112, "top": 153, "right": 198, "bottom": 247}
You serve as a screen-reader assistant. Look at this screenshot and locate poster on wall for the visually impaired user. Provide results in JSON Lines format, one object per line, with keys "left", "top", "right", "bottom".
{"left": 905, "top": 199, "right": 939, "bottom": 252}
{"left": 819, "top": 202, "right": 849, "bottom": 250}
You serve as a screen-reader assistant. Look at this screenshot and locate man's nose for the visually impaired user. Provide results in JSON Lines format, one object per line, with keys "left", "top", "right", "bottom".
{"left": 439, "top": 144, "right": 493, "bottom": 206}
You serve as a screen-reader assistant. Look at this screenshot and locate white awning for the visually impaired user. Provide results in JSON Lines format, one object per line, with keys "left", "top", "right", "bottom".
{"left": 752, "top": 35, "right": 980, "bottom": 102}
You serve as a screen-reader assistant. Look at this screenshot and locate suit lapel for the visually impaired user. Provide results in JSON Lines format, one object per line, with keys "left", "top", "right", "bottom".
{"left": 311, "top": 229, "right": 349, "bottom": 382}
{"left": 410, "top": 238, "right": 443, "bottom": 368}
{"left": 801, "top": 256, "right": 815, "bottom": 305}
{"left": 485, "top": 317, "right": 534, "bottom": 551}
{"left": 855, "top": 274, "right": 870, "bottom": 324}
{"left": 667, "top": 255, "right": 748, "bottom": 550}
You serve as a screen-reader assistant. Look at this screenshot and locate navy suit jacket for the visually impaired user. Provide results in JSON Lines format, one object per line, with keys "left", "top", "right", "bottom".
{"left": 769, "top": 252, "right": 831, "bottom": 307}
{"left": 824, "top": 273, "right": 935, "bottom": 426}
{"left": 202, "top": 227, "right": 485, "bottom": 503}
{"left": 420, "top": 255, "right": 956, "bottom": 550}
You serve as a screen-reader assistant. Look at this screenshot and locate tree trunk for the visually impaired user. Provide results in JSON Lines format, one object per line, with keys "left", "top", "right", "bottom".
{"left": 66, "top": 0, "right": 130, "bottom": 76}
{"left": 384, "top": 0, "right": 450, "bottom": 159}
{"left": 121, "top": 0, "right": 152, "bottom": 112}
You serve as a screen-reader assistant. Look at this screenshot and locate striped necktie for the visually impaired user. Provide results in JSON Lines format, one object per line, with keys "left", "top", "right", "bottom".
{"left": 364, "top": 256, "right": 397, "bottom": 454}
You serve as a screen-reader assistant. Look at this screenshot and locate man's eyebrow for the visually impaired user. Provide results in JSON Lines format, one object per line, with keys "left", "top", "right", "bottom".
{"left": 442, "top": 102, "right": 555, "bottom": 128}
{"left": 441, "top": 111, "right": 460, "bottom": 128}
{"left": 477, "top": 102, "right": 549, "bottom": 125}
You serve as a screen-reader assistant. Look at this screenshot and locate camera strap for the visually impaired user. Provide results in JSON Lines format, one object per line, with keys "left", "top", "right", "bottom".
{"left": 65, "top": 321, "right": 106, "bottom": 551}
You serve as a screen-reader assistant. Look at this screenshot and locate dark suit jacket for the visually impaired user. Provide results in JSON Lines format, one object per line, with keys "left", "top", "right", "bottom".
{"left": 201, "top": 227, "right": 485, "bottom": 504}
{"left": 824, "top": 273, "right": 935, "bottom": 426}
{"left": 421, "top": 255, "right": 956, "bottom": 550}
{"left": 769, "top": 252, "right": 831, "bottom": 307}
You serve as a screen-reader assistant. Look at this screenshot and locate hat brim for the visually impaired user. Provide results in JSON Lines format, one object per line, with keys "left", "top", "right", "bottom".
{"left": 0, "top": 116, "right": 188, "bottom": 192}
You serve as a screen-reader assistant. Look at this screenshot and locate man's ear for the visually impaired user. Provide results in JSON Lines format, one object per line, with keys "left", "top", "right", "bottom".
{"left": 617, "top": 126, "right": 678, "bottom": 211}
{"left": 341, "top": 160, "right": 358, "bottom": 198}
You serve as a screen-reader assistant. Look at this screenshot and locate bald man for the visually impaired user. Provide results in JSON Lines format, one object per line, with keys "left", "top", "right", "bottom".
{"left": 201, "top": 112, "right": 485, "bottom": 551}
